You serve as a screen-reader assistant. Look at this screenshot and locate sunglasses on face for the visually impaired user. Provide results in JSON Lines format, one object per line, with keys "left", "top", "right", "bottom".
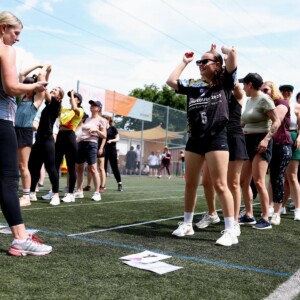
{"left": 261, "top": 88, "right": 271, "bottom": 93}
{"left": 196, "top": 59, "right": 217, "bottom": 66}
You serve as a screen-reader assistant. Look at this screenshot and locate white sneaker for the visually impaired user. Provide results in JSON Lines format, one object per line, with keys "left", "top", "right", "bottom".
{"left": 19, "top": 196, "right": 31, "bottom": 207}
{"left": 42, "top": 191, "right": 53, "bottom": 200}
{"left": 294, "top": 209, "right": 300, "bottom": 221}
{"left": 233, "top": 223, "right": 241, "bottom": 237}
{"left": 280, "top": 207, "right": 287, "bottom": 215}
{"left": 196, "top": 213, "right": 220, "bottom": 229}
{"left": 268, "top": 207, "right": 274, "bottom": 217}
{"left": 29, "top": 193, "right": 37, "bottom": 201}
{"left": 50, "top": 195, "right": 60, "bottom": 206}
{"left": 91, "top": 192, "right": 101, "bottom": 201}
{"left": 270, "top": 213, "right": 281, "bottom": 225}
{"left": 216, "top": 230, "right": 238, "bottom": 247}
{"left": 74, "top": 190, "right": 84, "bottom": 199}
{"left": 172, "top": 222, "right": 194, "bottom": 237}
{"left": 62, "top": 193, "right": 75, "bottom": 203}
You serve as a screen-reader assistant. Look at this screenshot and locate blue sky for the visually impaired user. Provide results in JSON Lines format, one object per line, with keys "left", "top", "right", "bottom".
{"left": 2, "top": 0, "right": 300, "bottom": 101}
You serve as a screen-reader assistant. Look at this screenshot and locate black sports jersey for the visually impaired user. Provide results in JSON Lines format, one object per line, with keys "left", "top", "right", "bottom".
{"left": 177, "top": 69, "right": 236, "bottom": 138}
{"left": 227, "top": 94, "right": 243, "bottom": 135}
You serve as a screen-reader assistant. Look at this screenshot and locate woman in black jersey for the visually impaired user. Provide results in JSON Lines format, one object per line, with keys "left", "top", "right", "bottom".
{"left": 103, "top": 115, "right": 123, "bottom": 192}
{"left": 29, "top": 83, "right": 64, "bottom": 206}
{"left": 166, "top": 44, "right": 237, "bottom": 246}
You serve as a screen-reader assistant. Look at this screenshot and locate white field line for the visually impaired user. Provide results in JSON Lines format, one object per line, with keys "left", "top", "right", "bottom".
{"left": 18, "top": 195, "right": 192, "bottom": 211}
{"left": 264, "top": 268, "right": 300, "bottom": 300}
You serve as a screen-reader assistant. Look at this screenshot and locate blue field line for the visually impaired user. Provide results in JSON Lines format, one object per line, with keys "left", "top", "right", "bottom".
{"left": 37, "top": 228, "right": 291, "bottom": 278}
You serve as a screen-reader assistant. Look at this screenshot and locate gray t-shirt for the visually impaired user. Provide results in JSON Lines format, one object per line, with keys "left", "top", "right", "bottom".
{"left": 241, "top": 93, "right": 275, "bottom": 133}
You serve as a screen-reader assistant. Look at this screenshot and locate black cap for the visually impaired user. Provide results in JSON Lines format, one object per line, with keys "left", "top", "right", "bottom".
{"left": 239, "top": 73, "right": 263, "bottom": 86}
{"left": 279, "top": 85, "right": 294, "bottom": 92}
{"left": 67, "top": 91, "right": 82, "bottom": 102}
{"left": 89, "top": 100, "right": 102, "bottom": 108}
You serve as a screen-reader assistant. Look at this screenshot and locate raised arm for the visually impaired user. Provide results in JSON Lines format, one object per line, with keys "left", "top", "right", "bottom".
{"left": 166, "top": 52, "right": 194, "bottom": 90}
{"left": 19, "top": 63, "right": 43, "bottom": 83}
{"left": 69, "top": 90, "right": 82, "bottom": 116}
{"left": 221, "top": 46, "right": 237, "bottom": 74}
{"left": 1, "top": 46, "right": 47, "bottom": 96}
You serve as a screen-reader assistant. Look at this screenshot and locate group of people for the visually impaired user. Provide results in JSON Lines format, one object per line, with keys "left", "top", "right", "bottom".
{"left": 166, "top": 45, "right": 300, "bottom": 247}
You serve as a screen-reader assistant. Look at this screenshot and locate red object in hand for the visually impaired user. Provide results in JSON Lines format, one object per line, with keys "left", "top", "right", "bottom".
{"left": 185, "top": 51, "right": 194, "bottom": 58}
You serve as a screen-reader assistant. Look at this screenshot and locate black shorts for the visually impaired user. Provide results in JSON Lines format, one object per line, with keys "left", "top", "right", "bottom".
{"left": 244, "top": 133, "right": 273, "bottom": 162}
{"left": 228, "top": 133, "right": 249, "bottom": 161}
{"left": 15, "top": 127, "right": 33, "bottom": 147}
{"left": 185, "top": 128, "right": 229, "bottom": 155}
{"left": 97, "top": 146, "right": 105, "bottom": 158}
{"left": 77, "top": 141, "right": 98, "bottom": 165}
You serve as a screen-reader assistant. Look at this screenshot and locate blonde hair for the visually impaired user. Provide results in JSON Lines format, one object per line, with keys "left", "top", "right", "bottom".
{"left": 57, "top": 86, "right": 64, "bottom": 100}
{"left": 0, "top": 11, "right": 23, "bottom": 28}
{"left": 264, "top": 81, "right": 283, "bottom": 101}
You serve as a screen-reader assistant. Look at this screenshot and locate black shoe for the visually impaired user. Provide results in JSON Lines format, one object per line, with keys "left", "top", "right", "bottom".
{"left": 118, "top": 184, "right": 123, "bottom": 192}
{"left": 83, "top": 185, "right": 91, "bottom": 191}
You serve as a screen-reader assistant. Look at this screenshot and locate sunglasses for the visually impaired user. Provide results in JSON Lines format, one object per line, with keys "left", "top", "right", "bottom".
{"left": 261, "top": 88, "right": 271, "bottom": 93}
{"left": 196, "top": 59, "right": 217, "bottom": 66}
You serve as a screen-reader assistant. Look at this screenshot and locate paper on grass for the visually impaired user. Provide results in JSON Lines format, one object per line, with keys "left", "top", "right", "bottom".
{"left": 0, "top": 228, "right": 39, "bottom": 235}
{"left": 120, "top": 250, "right": 171, "bottom": 264}
{"left": 123, "top": 260, "right": 183, "bottom": 275}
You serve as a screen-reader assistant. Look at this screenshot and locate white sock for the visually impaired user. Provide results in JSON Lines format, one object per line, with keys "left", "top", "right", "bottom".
{"left": 224, "top": 216, "right": 235, "bottom": 231}
{"left": 184, "top": 212, "right": 194, "bottom": 224}
{"left": 13, "top": 238, "right": 28, "bottom": 244}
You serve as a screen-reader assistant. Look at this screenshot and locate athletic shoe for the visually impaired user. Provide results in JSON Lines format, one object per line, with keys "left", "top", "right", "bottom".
{"left": 74, "top": 190, "right": 84, "bottom": 199}
{"left": 270, "top": 213, "right": 281, "bottom": 225}
{"left": 280, "top": 207, "right": 287, "bottom": 215}
{"left": 233, "top": 223, "right": 241, "bottom": 237}
{"left": 62, "top": 193, "right": 75, "bottom": 203}
{"left": 19, "top": 196, "right": 31, "bottom": 207}
{"left": 83, "top": 185, "right": 91, "bottom": 191}
{"left": 172, "top": 222, "right": 194, "bottom": 237}
{"left": 36, "top": 183, "right": 44, "bottom": 192}
{"left": 29, "top": 193, "right": 37, "bottom": 201}
{"left": 8, "top": 235, "right": 52, "bottom": 256}
{"left": 294, "top": 209, "right": 300, "bottom": 221}
{"left": 239, "top": 208, "right": 246, "bottom": 218}
{"left": 288, "top": 204, "right": 295, "bottom": 212}
{"left": 91, "top": 192, "right": 101, "bottom": 201}
{"left": 238, "top": 215, "right": 256, "bottom": 225}
{"left": 268, "top": 207, "right": 274, "bottom": 217}
{"left": 49, "top": 195, "right": 60, "bottom": 206}
{"left": 196, "top": 213, "right": 220, "bottom": 229}
{"left": 118, "top": 184, "right": 123, "bottom": 192}
{"left": 100, "top": 186, "right": 105, "bottom": 193}
{"left": 41, "top": 191, "right": 53, "bottom": 200}
{"left": 215, "top": 230, "right": 238, "bottom": 247}
{"left": 252, "top": 218, "right": 272, "bottom": 230}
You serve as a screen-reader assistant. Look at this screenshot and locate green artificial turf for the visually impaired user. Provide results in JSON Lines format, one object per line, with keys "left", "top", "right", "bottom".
{"left": 0, "top": 176, "right": 299, "bottom": 299}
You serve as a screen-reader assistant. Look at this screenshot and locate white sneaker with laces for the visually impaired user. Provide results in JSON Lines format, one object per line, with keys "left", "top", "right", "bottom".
{"left": 271, "top": 213, "right": 281, "bottom": 225}
{"left": 50, "top": 195, "right": 60, "bottom": 206}
{"left": 91, "top": 192, "right": 101, "bottom": 201}
{"left": 29, "top": 193, "right": 37, "bottom": 201}
{"left": 196, "top": 213, "right": 220, "bottom": 229}
{"left": 42, "top": 191, "right": 53, "bottom": 200}
{"left": 280, "top": 207, "right": 287, "bottom": 215}
{"left": 294, "top": 209, "right": 300, "bottom": 221}
{"left": 62, "top": 193, "right": 75, "bottom": 203}
{"left": 216, "top": 230, "right": 238, "bottom": 247}
{"left": 74, "top": 190, "right": 84, "bottom": 199}
{"left": 172, "top": 222, "right": 194, "bottom": 237}
{"left": 233, "top": 223, "right": 241, "bottom": 237}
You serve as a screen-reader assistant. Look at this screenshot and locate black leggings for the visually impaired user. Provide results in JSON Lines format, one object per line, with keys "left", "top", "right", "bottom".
{"left": 104, "top": 147, "right": 121, "bottom": 183}
{"left": 55, "top": 130, "right": 77, "bottom": 193}
{"left": 0, "top": 121, "right": 23, "bottom": 226}
{"left": 29, "top": 135, "right": 59, "bottom": 193}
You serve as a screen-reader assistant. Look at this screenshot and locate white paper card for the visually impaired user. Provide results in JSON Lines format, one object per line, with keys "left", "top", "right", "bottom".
{"left": 120, "top": 250, "right": 171, "bottom": 264}
{"left": 123, "top": 260, "right": 183, "bottom": 275}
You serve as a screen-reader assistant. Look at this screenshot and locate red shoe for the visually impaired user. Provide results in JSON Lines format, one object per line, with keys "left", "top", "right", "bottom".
{"left": 100, "top": 186, "right": 105, "bottom": 193}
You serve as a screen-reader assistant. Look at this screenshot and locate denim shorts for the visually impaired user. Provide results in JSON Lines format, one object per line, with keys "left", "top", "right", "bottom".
{"left": 77, "top": 141, "right": 98, "bottom": 165}
{"left": 185, "top": 128, "right": 229, "bottom": 155}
